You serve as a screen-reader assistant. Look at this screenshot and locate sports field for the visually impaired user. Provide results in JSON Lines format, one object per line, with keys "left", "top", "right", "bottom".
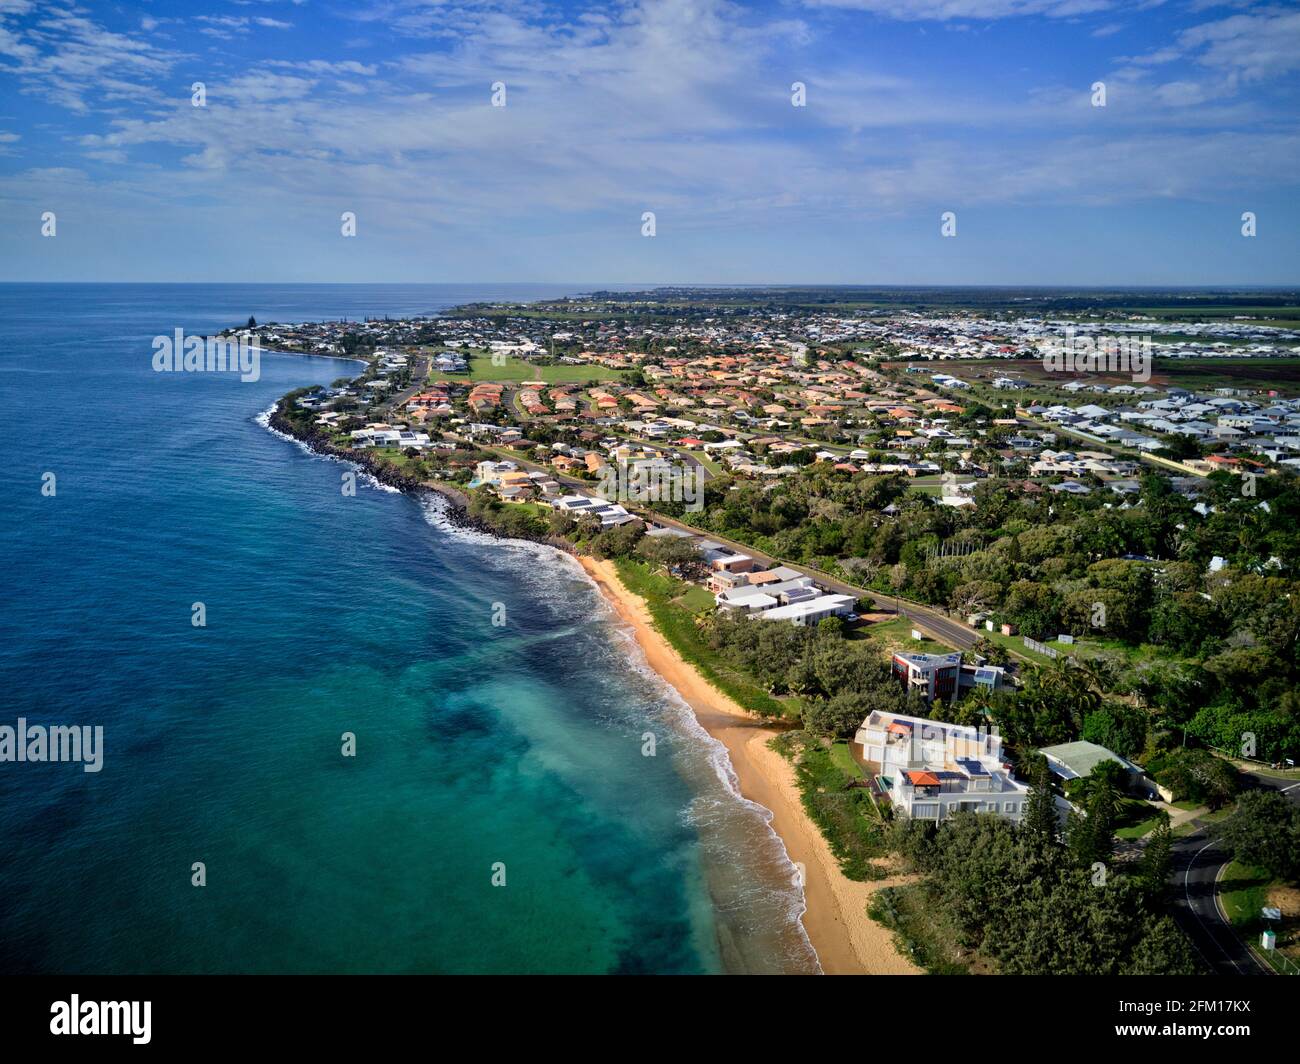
{"left": 428, "top": 353, "right": 627, "bottom": 384}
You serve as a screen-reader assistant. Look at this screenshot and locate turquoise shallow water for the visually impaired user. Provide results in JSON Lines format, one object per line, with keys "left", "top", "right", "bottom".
{"left": 0, "top": 284, "right": 817, "bottom": 974}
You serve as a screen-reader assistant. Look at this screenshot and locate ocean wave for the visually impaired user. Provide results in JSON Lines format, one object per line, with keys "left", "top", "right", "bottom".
{"left": 417, "top": 494, "right": 589, "bottom": 592}
{"left": 590, "top": 593, "right": 821, "bottom": 973}
{"left": 413, "top": 488, "right": 820, "bottom": 973}
{"left": 255, "top": 403, "right": 400, "bottom": 493}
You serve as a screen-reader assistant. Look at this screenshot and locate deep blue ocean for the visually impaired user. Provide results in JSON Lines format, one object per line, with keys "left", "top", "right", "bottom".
{"left": 0, "top": 284, "right": 817, "bottom": 974}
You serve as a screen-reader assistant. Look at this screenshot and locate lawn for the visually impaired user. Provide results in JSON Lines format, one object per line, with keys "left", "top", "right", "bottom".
{"left": 686, "top": 450, "right": 724, "bottom": 476}
{"left": 770, "top": 731, "right": 888, "bottom": 881}
{"left": 613, "top": 559, "right": 796, "bottom": 719}
{"left": 866, "top": 616, "right": 955, "bottom": 655}
{"left": 428, "top": 352, "right": 627, "bottom": 384}
{"left": 978, "top": 628, "right": 1065, "bottom": 666}
{"left": 674, "top": 585, "right": 716, "bottom": 614}
{"left": 828, "top": 739, "right": 866, "bottom": 780}
{"left": 1220, "top": 861, "right": 1272, "bottom": 928}
{"left": 1114, "top": 801, "right": 1167, "bottom": 840}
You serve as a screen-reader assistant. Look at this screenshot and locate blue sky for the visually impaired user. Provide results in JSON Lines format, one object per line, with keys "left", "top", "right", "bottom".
{"left": 2, "top": 0, "right": 1298, "bottom": 284}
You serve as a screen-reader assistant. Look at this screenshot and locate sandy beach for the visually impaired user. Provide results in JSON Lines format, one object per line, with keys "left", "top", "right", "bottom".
{"left": 578, "top": 556, "right": 920, "bottom": 976}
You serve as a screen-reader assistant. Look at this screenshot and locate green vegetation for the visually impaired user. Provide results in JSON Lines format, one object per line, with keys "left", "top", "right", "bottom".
{"left": 865, "top": 616, "right": 953, "bottom": 655}
{"left": 613, "top": 558, "right": 792, "bottom": 718}
{"left": 648, "top": 455, "right": 1300, "bottom": 765}
{"left": 884, "top": 763, "right": 1201, "bottom": 974}
{"left": 770, "top": 731, "right": 888, "bottom": 881}
{"left": 465, "top": 491, "right": 551, "bottom": 539}
{"left": 686, "top": 450, "right": 724, "bottom": 476}
{"left": 428, "top": 352, "right": 626, "bottom": 383}
{"left": 674, "top": 585, "right": 716, "bottom": 614}
{"left": 1213, "top": 789, "right": 1300, "bottom": 881}
{"left": 869, "top": 884, "right": 975, "bottom": 975}
{"left": 1147, "top": 748, "right": 1240, "bottom": 809}
{"left": 828, "top": 739, "right": 866, "bottom": 779}
{"left": 1220, "top": 861, "right": 1272, "bottom": 928}
{"left": 1218, "top": 858, "right": 1300, "bottom": 974}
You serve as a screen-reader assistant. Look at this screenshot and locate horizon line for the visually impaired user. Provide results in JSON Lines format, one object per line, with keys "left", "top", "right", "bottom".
{"left": 3, "top": 281, "right": 1299, "bottom": 291}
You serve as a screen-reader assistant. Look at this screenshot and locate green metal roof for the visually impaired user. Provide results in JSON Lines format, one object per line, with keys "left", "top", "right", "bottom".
{"left": 1038, "top": 740, "right": 1133, "bottom": 777}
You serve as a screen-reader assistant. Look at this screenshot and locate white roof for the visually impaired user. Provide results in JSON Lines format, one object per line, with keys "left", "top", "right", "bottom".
{"left": 759, "top": 594, "right": 855, "bottom": 621}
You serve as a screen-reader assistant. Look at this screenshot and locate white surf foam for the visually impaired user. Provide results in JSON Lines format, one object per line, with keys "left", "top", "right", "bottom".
{"left": 256, "top": 402, "right": 400, "bottom": 493}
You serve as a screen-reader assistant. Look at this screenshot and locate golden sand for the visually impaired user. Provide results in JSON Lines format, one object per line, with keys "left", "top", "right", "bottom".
{"left": 577, "top": 556, "right": 920, "bottom": 976}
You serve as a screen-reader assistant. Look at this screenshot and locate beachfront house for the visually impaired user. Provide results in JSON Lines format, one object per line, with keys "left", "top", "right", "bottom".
{"left": 758, "top": 594, "right": 856, "bottom": 626}
{"left": 550, "top": 494, "right": 637, "bottom": 527}
{"left": 854, "top": 710, "right": 1062, "bottom": 824}
{"left": 715, "top": 576, "right": 815, "bottom": 613}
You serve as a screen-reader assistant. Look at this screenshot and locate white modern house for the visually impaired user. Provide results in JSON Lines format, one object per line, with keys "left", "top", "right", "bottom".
{"left": 758, "top": 593, "right": 856, "bottom": 625}
{"left": 713, "top": 569, "right": 856, "bottom": 626}
{"left": 854, "top": 710, "right": 1064, "bottom": 824}
{"left": 551, "top": 493, "right": 636, "bottom": 526}
{"left": 351, "top": 428, "right": 431, "bottom": 449}
{"left": 715, "top": 576, "right": 815, "bottom": 612}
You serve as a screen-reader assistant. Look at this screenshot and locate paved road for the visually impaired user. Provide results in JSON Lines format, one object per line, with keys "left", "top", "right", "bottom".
{"left": 1172, "top": 833, "right": 1268, "bottom": 976}
{"left": 1168, "top": 772, "right": 1300, "bottom": 976}
{"left": 462, "top": 439, "right": 995, "bottom": 656}
{"left": 632, "top": 510, "right": 984, "bottom": 652}
{"left": 383, "top": 356, "right": 431, "bottom": 411}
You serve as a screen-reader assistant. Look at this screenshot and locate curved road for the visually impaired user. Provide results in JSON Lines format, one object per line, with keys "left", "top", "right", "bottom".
{"left": 1173, "top": 834, "right": 1268, "bottom": 976}
{"left": 1169, "top": 773, "right": 1300, "bottom": 976}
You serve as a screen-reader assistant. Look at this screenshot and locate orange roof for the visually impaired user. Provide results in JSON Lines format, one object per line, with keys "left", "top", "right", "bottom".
{"left": 906, "top": 770, "right": 941, "bottom": 786}
{"left": 886, "top": 721, "right": 913, "bottom": 735}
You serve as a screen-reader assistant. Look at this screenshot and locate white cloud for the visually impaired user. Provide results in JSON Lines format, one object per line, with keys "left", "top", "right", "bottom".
{"left": 798, "top": 0, "right": 1115, "bottom": 20}
{"left": 1179, "top": 9, "right": 1300, "bottom": 81}
{"left": 1, "top": 0, "right": 1296, "bottom": 271}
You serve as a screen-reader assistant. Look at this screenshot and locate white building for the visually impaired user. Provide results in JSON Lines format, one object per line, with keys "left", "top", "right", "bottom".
{"left": 758, "top": 593, "right": 856, "bottom": 626}
{"left": 854, "top": 710, "right": 1062, "bottom": 824}
{"left": 551, "top": 494, "right": 636, "bottom": 527}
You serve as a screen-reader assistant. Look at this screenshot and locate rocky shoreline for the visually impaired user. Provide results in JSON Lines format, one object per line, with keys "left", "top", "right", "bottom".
{"left": 267, "top": 402, "right": 574, "bottom": 553}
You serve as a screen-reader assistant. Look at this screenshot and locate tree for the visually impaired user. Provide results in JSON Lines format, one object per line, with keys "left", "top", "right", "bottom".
{"left": 1156, "top": 433, "right": 1204, "bottom": 461}
{"left": 1214, "top": 790, "right": 1300, "bottom": 882}
{"left": 1138, "top": 816, "right": 1173, "bottom": 898}
{"left": 635, "top": 534, "right": 701, "bottom": 571}
{"left": 1187, "top": 752, "right": 1239, "bottom": 811}
{"left": 589, "top": 519, "right": 645, "bottom": 559}
{"left": 1081, "top": 700, "right": 1148, "bottom": 759}
{"left": 971, "top": 636, "right": 1010, "bottom": 668}
{"left": 1022, "top": 755, "right": 1062, "bottom": 856}
{"left": 1122, "top": 916, "right": 1202, "bottom": 975}
{"left": 802, "top": 691, "right": 874, "bottom": 739}
{"left": 1066, "top": 762, "right": 1119, "bottom": 868}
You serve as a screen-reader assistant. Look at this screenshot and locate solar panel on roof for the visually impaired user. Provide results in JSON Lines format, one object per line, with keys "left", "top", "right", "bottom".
{"left": 957, "top": 758, "right": 989, "bottom": 776}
